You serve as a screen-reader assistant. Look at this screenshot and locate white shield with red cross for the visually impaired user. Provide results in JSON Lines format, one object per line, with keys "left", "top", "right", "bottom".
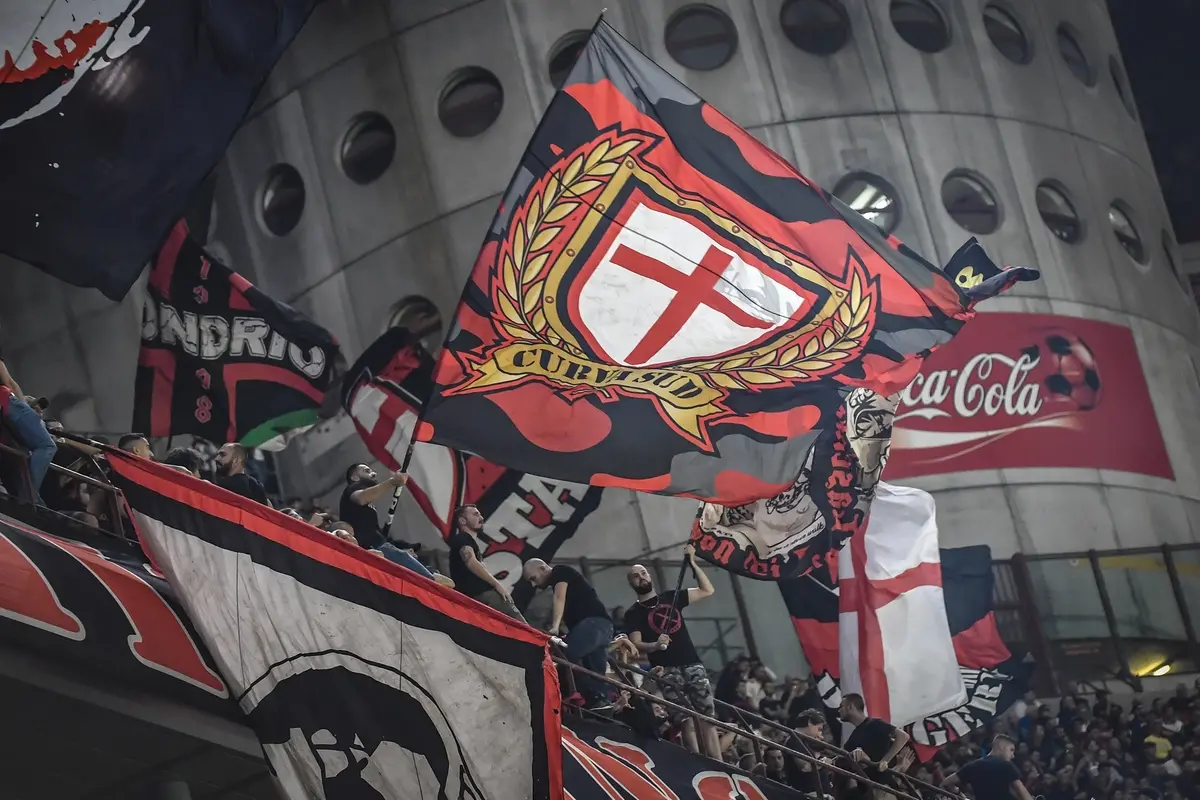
{"left": 571, "top": 201, "right": 811, "bottom": 368}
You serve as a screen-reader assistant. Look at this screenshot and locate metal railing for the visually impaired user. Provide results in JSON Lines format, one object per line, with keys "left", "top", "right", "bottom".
{"left": 552, "top": 652, "right": 956, "bottom": 800}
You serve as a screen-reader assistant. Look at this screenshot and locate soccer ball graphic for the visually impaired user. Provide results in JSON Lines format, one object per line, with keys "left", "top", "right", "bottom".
{"left": 1041, "top": 333, "right": 1102, "bottom": 410}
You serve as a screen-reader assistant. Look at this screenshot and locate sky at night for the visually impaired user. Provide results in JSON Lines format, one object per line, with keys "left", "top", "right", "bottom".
{"left": 1109, "top": 0, "right": 1200, "bottom": 243}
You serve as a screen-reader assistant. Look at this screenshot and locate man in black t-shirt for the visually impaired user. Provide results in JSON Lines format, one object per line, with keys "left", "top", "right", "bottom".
{"left": 943, "top": 734, "right": 1033, "bottom": 800}
{"left": 623, "top": 543, "right": 720, "bottom": 760}
{"left": 447, "top": 504, "right": 526, "bottom": 622}
{"left": 840, "top": 692, "right": 909, "bottom": 798}
{"left": 524, "top": 558, "right": 612, "bottom": 708}
{"left": 339, "top": 463, "right": 444, "bottom": 583}
{"left": 214, "top": 443, "right": 271, "bottom": 506}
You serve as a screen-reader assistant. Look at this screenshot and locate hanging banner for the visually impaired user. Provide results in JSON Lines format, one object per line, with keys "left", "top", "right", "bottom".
{"left": 887, "top": 313, "right": 1172, "bottom": 480}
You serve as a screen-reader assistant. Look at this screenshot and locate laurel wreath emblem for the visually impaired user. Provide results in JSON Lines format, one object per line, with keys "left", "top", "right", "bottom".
{"left": 491, "top": 133, "right": 875, "bottom": 390}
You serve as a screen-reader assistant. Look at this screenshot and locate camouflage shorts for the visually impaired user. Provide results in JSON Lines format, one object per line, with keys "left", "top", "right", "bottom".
{"left": 658, "top": 663, "right": 715, "bottom": 723}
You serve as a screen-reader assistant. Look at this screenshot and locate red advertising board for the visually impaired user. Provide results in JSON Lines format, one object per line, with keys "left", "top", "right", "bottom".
{"left": 886, "top": 313, "right": 1173, "bottom": 480}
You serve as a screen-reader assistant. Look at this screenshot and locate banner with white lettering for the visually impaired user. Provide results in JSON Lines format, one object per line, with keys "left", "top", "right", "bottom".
{"left": 134, "top": 220, "right": 342, "bottom": 450}
{"left": 887, "top": 313, "right": 1171, "bottom": 480}
{"left": 342, "top": 329, "right": 603, "bottom": 607}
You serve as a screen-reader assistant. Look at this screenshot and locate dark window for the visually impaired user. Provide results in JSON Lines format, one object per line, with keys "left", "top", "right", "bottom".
{"left": 832, "top": 173, "right": 901, "bottom": 235}
{"left": 439, "top": 68, "right": 504, "bottom": 138}
{"left": 983, "top": 3, "right": 1031, "bottom": 65}
{"left": 665, "top": 5, "right": 738, "bottom": 71}
{"left": 779, "top": 0, "right": 850, "bottom": 56}
{"left": 1057, "top": 24, "right": 1094, "bottom": 86}
{"left": 1108, "top": 202, "right": 1145, "bottom": 263}
{"left": 548, "top": 31, "right": 590, "bottom": 89}
{"left": 1109, "top": 56, "right": 1138, "bottom": 119}
{"left": 1035, "top": 182, "right": 1083, "bottom": 244}
{"left": 388, "top": 296, "right": 444, "bottom": 352}
{"left": 942, "top": 171, "right": 1001, "bottom": 235}
{"left": 890, "top": 0, "right": 950, "bottom": 54}
{"left": 259, "top": 164, "right": 305, "bottom": 237}
{"left": 339, "top": 113, "right": 396, "bottom": 185}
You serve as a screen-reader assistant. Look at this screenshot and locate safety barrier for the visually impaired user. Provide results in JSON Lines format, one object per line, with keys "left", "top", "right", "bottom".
{"left": 553, "top": 653, "right": 957, "bottom": 800}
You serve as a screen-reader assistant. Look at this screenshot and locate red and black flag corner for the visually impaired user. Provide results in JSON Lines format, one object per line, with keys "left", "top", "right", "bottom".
{"left": 780, "top": 542, "right": 1031, "bottom": 757}
{"left": 134, "top": 220, "right": 342, "bottom": 450}
{"left": 342, "top": 327, "right": 603, "bottom": 607}
{"left": 412, "top": 20, "right": 1038, "bottom": 538}
{"left": 104, "top": 446, "right": 564, "bottom": 800}
{"left": 0, "top": 0, "right": 318, "bottom": 300}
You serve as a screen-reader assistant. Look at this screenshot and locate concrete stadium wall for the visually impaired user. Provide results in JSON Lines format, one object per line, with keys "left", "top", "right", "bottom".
{"left": 2, "top": 0, "right": 1199, "bottom": 664}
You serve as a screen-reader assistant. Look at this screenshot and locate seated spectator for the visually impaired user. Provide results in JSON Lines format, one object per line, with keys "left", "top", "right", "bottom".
{"left": 162, "top": 447, "right": 204, "bottom": 477}
{"left": 789, "top": 709, "right": 834, "bottom": 796}
{"left": 0, "top": 344, "right": 56, "bottom": 503}
{"left": 213, "top": 443, "right": 270, "bottom": 505}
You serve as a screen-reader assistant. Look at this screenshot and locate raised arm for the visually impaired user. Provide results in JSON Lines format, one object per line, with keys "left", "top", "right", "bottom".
{"left": 683, "top": 544, "right": 714, "bottom": 603}
{"left": 350, "top": 472, "right": 407, "bottom": 505}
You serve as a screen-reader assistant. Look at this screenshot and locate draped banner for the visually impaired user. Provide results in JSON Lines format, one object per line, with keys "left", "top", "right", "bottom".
{"left": 415, "top": 20, "right": 1038, "bottom": 505}
{"left": 0, "top": 0, "right": 317, "bottom": 300}
{"left": 564, "top": 719, "right": 807, "bottom": 800}
{"left": 0, "top": 510, "right": 230, "bottom": 714}
{"left": 107, "top": 451, "right": 561, "bottom": 800}
{"left": 886, "top": 313, "right": 1172, "bottom": 480}
{"left": 134, "top": 220, "right": 342, "bottom": 450}
{"left": 342, "top": 328, "right": 603, "bottom": 604}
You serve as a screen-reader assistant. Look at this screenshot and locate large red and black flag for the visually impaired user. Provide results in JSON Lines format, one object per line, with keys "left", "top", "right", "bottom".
{"left": 134, "top": 220, "right": 341, "bottom": 449}
{"left": 0, "top": 0, "right": 317, "bottom": 300}
{"left": 343, "top": 328, "right": 603, "bottom": 606}
{"left": 414, "top": 20, "right": 1037, "bottom": 505}
{"left": 106, "top": 449, "right": 563, "bottom": 800}
{"left": 780, "top": 542, "right": 1030, "bottom": 755}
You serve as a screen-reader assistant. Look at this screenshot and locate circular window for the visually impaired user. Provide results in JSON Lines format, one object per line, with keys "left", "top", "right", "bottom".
{"left": 548, "top": 31, "right": 589, "bottom": 89}
{"left": 664, "top": 5, "right": 738, "bottom": 71}
{"left": 1035, "top": 182, "right": 1083, "bottom": 244}
{"left": 983, "top": 4, "right": 1030, "bottom": 65}
{"left": 259, "top": 164, "right": 305, "bottom": 237}
{"left": 1109, "top": 56, "right": 1137, "bottom": 119}
{"left": 339, "top": 113, "right": 396, "bottom": 185}
{"left": 388, "top": 296, "right": 444, "bottom": 351}
{"left": 890, "top": 0, "right": 949, "bottom": 54}
{"left": 438, "top": 67, "right": 504, "bottom": 138}
{"left": 1056, "top": 24, "right": 1094, "bottom": 86}
{"left": 1108, "top": 202, "right": 1145, "bottom": 264}
{"left": 832, "top": 173, "right": 901, "bottom": 235}
{"left": 941, "top": 171, "right": 1000, "bottom": 235}
{"left": 779, "top": 0, "right": 850, "bottom": 56}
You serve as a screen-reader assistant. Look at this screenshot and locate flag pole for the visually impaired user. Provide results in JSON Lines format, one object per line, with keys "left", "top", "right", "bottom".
{"left": 382, "top": 433, "right": 418, "bottom": 535}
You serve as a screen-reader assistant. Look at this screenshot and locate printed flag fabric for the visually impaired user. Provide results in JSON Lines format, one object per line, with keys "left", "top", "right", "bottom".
{"left": 414, "top": 20, "right": 1038, "bottom": 505}
{"left": 0, "top": 0, "right": 317, "bottom": 300}
{"left": 342, "top": 328, "right": 603, "bottom": 604}
{"left": 781, "top": 539, "right": 1029, "bottom": 755}
{"left": 106, "top": 449, "right": 562, "bottom": 800}
{"left": 836, "top": 483, "right": 964, "bottom": 728}
{"left": 134, "top": 220, "right": 342, "bottom": 450}
{"left": 691, "top": 388, "right": 895, "bottom": 580}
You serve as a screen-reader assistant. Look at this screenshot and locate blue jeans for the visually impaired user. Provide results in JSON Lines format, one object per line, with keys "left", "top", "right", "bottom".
{"left": 565, "top": 616, "right": 614, "bottom": 704}
{"left": 2, "top": 395, "right": 55, "bottom": 504}
{"left": 373, "top": 542, "right": 437, "bottom": 581}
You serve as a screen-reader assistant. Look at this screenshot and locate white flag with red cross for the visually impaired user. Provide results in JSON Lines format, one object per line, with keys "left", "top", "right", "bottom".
{"left": 838, "top": 482, "right": 966, "bottom": 727}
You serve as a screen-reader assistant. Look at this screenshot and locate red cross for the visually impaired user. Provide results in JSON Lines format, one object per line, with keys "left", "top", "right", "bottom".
{"left": 608, "top": 243, "right": 773, "bottom": 366}
{"left": 838, "top": 534, "right": 942, "bottom": 723}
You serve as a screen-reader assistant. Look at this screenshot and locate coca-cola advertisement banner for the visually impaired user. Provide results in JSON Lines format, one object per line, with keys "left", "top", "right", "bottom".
{"left": 886, "top": 313, "right": 1173, "bottom": 480}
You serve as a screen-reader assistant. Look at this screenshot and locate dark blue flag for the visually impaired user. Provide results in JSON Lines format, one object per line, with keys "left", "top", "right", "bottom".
{"left": 0, "top": 0, "right": 317, "bottom": 300}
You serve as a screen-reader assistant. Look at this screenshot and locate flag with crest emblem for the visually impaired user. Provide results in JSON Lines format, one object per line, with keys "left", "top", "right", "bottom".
{"left": 415, "top": 20, "right": 1038, "bottom": 505}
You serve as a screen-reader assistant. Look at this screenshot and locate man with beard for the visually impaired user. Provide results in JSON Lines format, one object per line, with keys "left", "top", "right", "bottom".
{"left": 449, "top": 504, "right": 526, "bottom": 622}
{"left": 341, "top": 463, "right": 442, "bottom": 581}
{"left": 213, "top": 443, "right": 271, "bottom": 505}
{"left": 623, "top": 544, "right": 720, "bottom": 759}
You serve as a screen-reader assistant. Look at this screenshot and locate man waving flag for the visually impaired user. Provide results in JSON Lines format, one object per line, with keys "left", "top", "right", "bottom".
{"left": 415, "top": 21, "right": 1037, "bottom": 521}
